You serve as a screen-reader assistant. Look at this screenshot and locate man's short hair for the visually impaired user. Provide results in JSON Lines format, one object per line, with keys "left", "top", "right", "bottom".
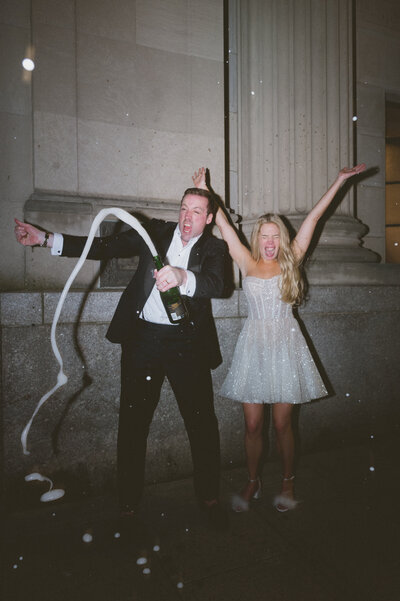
{"left": 181, "top": 187, "right": 217, "bottom": 217}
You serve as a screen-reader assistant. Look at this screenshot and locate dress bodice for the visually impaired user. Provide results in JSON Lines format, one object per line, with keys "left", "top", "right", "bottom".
{"left": 243, "top": 276, "right": 292, "bottom": 321}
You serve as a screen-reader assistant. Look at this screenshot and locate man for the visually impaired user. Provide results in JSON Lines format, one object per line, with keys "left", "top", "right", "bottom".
{"left": 14, "top": 185, "right": 230, "bottom": 530}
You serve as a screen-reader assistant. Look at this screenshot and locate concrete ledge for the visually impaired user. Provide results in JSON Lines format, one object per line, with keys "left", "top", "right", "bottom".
{"left": 300, "top": 284, "right": 400, "bottom": 314}
{"left": 2, "top": 283, "right": 400, "bottom": 326}
{"left": 306, "top": 262, "right": 400, "bottom": 285}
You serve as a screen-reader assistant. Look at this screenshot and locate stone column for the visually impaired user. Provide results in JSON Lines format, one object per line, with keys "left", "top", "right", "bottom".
{"left": 231, "top": 0, "right": 378, "bottom": 281}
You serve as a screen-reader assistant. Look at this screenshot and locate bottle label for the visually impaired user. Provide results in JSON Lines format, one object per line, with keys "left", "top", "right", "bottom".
{"left": 168, "top": 301, "right": 185, "bottom": 321}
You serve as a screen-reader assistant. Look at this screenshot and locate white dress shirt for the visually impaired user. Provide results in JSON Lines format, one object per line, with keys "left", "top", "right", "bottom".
{"left": 51, "top": 225, "right": 198, "bottom": 325}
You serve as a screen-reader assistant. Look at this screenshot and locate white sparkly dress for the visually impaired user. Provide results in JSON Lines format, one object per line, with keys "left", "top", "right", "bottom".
{"left": 220, "top": 276, "right": 328, "bottom": 404}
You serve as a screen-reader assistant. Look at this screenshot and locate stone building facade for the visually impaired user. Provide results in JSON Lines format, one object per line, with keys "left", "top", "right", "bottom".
{"left": 1, "top": 0, "right": 399, "bottom": 500}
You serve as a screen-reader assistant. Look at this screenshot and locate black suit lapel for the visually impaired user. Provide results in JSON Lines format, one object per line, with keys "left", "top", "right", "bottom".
{"left": 188, "top": 229, "right": 211, "bottom": 272}
{"left": 159, "top": 233, "right": 174, "bottom": 261}
{"left": 151, "top": 224, "right": 175, "bottom": 262}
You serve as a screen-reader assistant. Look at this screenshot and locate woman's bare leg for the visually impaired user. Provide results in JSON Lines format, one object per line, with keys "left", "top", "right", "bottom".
{"left": 240, "top": 403, "right": 265, "bottom": 501}
{"left": 272, "top": 403, "right": 295, "bottom": 500}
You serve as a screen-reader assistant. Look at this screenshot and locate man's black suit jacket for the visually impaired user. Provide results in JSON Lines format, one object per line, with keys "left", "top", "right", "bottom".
{"left": 61, "top": 219, "right": 230, "bottom": 369}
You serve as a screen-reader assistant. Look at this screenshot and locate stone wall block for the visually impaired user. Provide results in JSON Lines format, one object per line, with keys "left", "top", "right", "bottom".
{"left": 133, "top": 44, "right": 191, "bottom": 133}
{"left": 1, "top": 114, "right": 34, "bottom": 289}
{"left": 212, "top": 292, "right": 239, "bottom": 318}
{"left": 357, "top": 133, "right": 386, "bottom": 187}
{"left": 33, "top": 111, "right": 78, "bottom": 192}
{"left": 1, "top": 113, "right": 33, "bottom": 198}
{"left": 136, "top": 0, "right": 223, "bottom": 61}
{"left": 77, "top": 33, "right": 136, "bottom": 125}
{"left": 32, "top": 0, "right": 75, "bottom": 30}
{"left": 190, "top": 56, "right": 224, "bottom": 137}
{"left": 299, "top": 284, "right": 400, "bottom": 314}
{"left": 43, "top": 291, "right": 122, "bottom": 324}
{"left": 77, "top": 0, "right": 136, "bottom": 42}
{"left": 77, "top": 119, "right": 139, "bottom": 197}
{"left": 0, "top": 23, "right": 32, "bottom": 115}
{"left": 0, "top": 0, "right": 31, "bottom": 28}
{"left": 356, "top": 82, "right": 385, "bottom": 137}
{"left": 3, "top": 323, "right": 120, "bottom": 478}
{"left": 306, "top": 262, "right": 400, "bottom": 284}
{"left": 356, "top": 184, "right": 386, "bottom": 239}
{"left": 0, "top": 293, "right": 42, "bottom": 326}
{"left": 32, "top": 22, "right": 76, "bottom": 117}
{"left": 135, "top": 129, "right": 224, "bottom": 201}
{"left": 25, "top": 245, "right": 98, "bottom": 291}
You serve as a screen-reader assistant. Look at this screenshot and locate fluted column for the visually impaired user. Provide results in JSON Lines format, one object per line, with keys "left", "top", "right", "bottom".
{"left": 232, "top": 0, "right": 378, "bottom": 272}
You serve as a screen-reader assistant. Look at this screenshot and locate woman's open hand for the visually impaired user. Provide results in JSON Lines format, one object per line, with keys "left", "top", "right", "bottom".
{"left": 338, "top": 163, "right": 366, "bottom": 182}
{"left": 192, "top": 167, "right": 208, "bottom": 190}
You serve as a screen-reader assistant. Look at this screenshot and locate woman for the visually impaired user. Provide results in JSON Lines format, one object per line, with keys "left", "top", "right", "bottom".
{"left": 193, "top": 164, "right": 366, "bottom": 512}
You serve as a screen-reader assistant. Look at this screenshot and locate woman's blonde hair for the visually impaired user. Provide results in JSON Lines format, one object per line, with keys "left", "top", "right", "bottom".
{"left": 250, "top": 214, "right": 304, "bottom": 305}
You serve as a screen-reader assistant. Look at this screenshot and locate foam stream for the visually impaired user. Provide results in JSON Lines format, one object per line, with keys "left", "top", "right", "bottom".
{"left": 21, "top": 208, "right": 158, "bottom": 455}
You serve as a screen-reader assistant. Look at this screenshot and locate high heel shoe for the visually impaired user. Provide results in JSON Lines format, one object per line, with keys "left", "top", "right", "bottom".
{"left": 231, "top": 477, "right": 262, "bottom": 512}
{"left": 273, "top": 475, "right": 298, "bottom": 513}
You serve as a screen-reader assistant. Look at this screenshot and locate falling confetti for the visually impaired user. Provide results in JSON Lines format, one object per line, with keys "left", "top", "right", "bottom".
{"left": 136, "top": 557, "right": 147, "bottom": 566}
{"left": 153, "top": 544, "right": 160, "bottom": 552}
{"left": 82, "top": 532, "right": 93, "bottom": 543}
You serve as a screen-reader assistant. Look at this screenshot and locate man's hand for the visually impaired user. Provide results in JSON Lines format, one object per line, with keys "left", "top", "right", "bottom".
{"left": 14, "top": 218, "right": 52, "bottom": 247}
{"left": 154, "top": 265, "right": 187, "bottom": 292}
{"left": 192, "top": 167, "right": 208, "bottom": 190}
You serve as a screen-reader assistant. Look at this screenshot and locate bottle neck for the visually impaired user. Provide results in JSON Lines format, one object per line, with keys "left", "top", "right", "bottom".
{"left": 153, "top": 255, "right": 163, "bottom": 270}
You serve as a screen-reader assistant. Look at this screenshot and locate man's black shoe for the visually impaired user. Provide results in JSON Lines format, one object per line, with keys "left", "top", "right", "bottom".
{"left": 206, "top": 502, "right": 229, "bottom": 532}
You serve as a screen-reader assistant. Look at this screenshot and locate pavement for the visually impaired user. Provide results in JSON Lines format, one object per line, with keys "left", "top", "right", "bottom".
{"left": 2, "top": 436, "right": 399, "bottom": 601}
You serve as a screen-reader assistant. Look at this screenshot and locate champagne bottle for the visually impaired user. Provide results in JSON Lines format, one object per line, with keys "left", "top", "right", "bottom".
{"left": 153, "top": 255, "right": 189, "bottom": 324}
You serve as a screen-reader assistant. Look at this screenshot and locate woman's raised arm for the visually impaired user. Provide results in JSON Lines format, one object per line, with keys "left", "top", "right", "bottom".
{"left": 192, "top": 168, "right": 252, "bottom": 274}
{"left": 292, "top": 163, "right": 366, "bottom": 261}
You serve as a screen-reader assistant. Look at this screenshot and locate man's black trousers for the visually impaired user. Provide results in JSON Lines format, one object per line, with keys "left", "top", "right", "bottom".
{"left": 117, "top": 319, "right": 221, "bottom": 511}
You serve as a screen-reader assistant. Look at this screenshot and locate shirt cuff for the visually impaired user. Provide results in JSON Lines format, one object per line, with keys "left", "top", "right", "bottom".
{"left": 179, "top": 270, "right": 196, "bottom": 297}
{"left": 51, "top": 233, "right": 64, "bottom": 255}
